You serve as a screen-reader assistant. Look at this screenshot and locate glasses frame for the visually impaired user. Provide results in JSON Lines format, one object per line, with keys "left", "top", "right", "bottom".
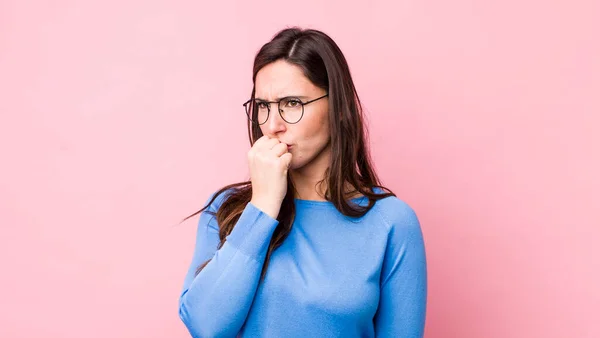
{"left": 243, "top": 94, "right": 329, "bottom": 125}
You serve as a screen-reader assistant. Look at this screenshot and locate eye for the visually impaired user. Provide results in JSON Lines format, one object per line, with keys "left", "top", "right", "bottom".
{"left": 256, "top": 101, "right": 269, "bottom": 109}
{"left": 284, "top": 99, "right": 301, "bottom": 108}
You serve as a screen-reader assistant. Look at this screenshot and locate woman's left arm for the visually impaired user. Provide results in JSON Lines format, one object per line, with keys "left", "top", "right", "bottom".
{"left": 373, "top": 201, "right": 428, "bottom": 338}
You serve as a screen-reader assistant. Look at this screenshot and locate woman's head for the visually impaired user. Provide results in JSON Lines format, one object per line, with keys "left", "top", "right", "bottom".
{"left": 245, "top": 28, "right": 368, "bottom": 196}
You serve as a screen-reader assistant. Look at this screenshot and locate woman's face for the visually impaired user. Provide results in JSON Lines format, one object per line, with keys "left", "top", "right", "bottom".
{"left": 254, "top": 60, "right": 330, "bottom": 171}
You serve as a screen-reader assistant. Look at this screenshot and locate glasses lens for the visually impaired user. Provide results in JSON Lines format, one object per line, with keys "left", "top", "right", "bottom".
{"left": 279, "top": 97, "right": 303, "bottom": 123}
{"left": 245, "top": 100, "right": 269, "bottom": 124}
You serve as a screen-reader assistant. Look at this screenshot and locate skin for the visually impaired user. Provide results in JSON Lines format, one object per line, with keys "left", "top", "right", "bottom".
{"left": 254, "top": 59, "right": 331, "bottom": 202}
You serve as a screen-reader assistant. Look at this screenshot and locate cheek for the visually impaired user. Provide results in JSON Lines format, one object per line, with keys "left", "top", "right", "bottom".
{"left": 299, "top": 111, "right": 329, "bottom": 147}
{"left": 313, "top": 111, "right": 330, "bottom": 141}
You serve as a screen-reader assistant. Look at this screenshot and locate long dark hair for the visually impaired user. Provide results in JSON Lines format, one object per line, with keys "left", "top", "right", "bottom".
{"left": 181, "top": 27, "right": 395, "bottom": 279}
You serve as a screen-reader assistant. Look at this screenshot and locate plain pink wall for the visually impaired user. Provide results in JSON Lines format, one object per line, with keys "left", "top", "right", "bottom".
{"left": 1, "top": 0, "right": 598, "bottom": 337}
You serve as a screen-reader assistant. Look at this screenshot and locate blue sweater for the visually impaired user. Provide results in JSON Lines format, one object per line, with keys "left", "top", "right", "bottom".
{"left": 179, "top": 189, "right": 427, "bottom": 338}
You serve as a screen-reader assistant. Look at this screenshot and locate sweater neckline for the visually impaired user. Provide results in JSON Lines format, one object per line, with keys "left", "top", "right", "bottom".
{"left": 293, "top": 195, "right": 367, "bottom": 206}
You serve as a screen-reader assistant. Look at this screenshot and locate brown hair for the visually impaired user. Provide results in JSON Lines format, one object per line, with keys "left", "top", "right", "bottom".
{"left": 181, "top": 27, "right": 395, "bottom": 279}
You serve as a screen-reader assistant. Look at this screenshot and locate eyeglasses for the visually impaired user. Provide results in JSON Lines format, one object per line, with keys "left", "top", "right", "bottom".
{"left": 243, "top": 94, "right": 328, "bottom": 125}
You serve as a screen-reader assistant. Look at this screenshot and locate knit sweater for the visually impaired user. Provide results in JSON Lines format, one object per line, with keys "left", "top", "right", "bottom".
{"left": 179, "top": 188, "right": 427, "bottom": 337}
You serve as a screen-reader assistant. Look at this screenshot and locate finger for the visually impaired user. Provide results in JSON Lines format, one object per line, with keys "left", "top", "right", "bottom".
{"left": 262, "top": 138, "right": 280, "bottom": 150}
{"left": 280, "top": 152, "right": 292, "bottom": 170}
{"left": 271, "top": 142, "right": 288, "bottom": 157}
{"left": 253, "top": 135, "right": 271, "bottom": 148}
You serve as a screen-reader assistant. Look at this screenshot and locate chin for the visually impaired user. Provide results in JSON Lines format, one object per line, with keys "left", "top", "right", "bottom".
{"left": 288, "top": 161, "right": 302, "bottom": 171}
{"left": 288, "top": 157, "right": 309, "bottom": 171}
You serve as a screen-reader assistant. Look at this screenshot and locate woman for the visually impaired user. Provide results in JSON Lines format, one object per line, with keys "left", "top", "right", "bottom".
{"left": 178, "top": 27, "right": 427, "bottom": 338}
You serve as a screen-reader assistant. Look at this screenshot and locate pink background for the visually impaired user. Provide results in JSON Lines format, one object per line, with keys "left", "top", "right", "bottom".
{"left": 1, "top": 0, "right": 598, "bottom": 337}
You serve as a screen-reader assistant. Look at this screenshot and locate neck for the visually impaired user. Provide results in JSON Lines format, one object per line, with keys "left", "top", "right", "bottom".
{"left": 289, "top": 145, "right": 363, "bottom": 201}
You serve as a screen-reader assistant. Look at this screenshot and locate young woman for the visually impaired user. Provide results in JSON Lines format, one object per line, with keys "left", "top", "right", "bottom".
{"left": 178, "top": 27, "right": 427, "bottom": 338}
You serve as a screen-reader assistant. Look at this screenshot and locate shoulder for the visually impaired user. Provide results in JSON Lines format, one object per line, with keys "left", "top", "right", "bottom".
{"left": 371, "top": 194, "right": 422, "bottom": 240}
{"left": 373, "top": 196, "right": 419, "bottom": 227}
{"left": 372, "top": 195, "right": 427, "bottom": 280}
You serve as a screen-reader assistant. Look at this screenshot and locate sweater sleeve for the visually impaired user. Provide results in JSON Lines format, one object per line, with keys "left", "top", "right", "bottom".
{"left": 178, "top": 190, "right": 279, "bottom": 338}
{"left": 374, "top": 200, "right": 428, "bottom": 338}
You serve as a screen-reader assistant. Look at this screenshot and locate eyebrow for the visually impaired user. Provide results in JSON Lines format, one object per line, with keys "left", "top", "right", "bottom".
{"left": 254, "top": 95, "right": 309, "bottom": 101}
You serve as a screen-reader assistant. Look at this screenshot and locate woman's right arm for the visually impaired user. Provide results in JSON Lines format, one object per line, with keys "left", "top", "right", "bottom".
{"left": 178, "top": 191, "right": 279, "bottom": 338}
{"left": 179, "top": 135, "right": 291, "bottom": 337}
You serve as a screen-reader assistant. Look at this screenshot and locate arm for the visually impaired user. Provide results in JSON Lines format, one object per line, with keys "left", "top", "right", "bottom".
{"left": 178, "top": 191, "right": 279, "bottom": 338}
{"left": 374, "top": 202, "right": 428, "bottom": 338}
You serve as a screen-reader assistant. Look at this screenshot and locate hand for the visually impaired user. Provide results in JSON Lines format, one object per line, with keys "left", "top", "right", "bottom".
{"left": 247, "top": 135, "right": 292, "bottom": 219}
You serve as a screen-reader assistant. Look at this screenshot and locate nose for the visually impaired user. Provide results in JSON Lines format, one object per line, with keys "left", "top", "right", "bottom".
{"left": 261, "top": 106, "right": 287, "bottom": 136}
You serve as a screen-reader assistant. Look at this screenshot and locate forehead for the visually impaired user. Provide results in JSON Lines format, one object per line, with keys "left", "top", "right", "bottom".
{"left": 255, "top": 60, "right": 314, "bottom": 99}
